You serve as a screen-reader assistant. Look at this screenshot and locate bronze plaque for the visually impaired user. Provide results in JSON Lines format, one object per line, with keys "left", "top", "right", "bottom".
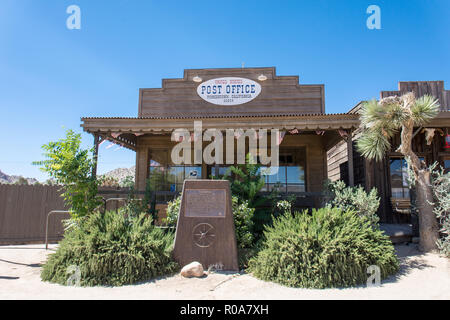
{"left": 185, "top": 189, "right": 226, "bottom": 218}
{"left": 173, "top": 180, "right": 238, "bottom": 271}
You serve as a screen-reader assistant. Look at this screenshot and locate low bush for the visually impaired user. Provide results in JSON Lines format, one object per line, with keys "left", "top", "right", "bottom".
{"left": 41, "top": 210, "right": 178, "bottom": 286}
{"left": 431, "top": 167, "right": 450, "bottom": 257}
{"left": 325, "top": 180, "right": 380, "bottom": 225}
{"left": 249, "top": 207, "right": 399, "bottom": 288}
{"left": 164, "top": 196, "right": 181, "bottom": 227}
{"left": 231, "top": 196, "right": 255, "bottom": 249}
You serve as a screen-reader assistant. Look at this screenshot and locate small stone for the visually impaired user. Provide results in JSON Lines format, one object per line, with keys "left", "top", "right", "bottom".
{"left": 180, "top": 261, "right": 204, "bottom": 278}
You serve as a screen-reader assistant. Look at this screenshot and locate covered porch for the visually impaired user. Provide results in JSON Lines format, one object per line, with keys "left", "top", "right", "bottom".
{"left": 81, "top": 113, "right": 360, "bottom": 216}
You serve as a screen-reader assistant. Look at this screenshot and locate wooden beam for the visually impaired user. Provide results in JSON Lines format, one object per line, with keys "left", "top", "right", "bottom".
{"left": 80, "top": 114, "right": 361, "bottom": 133}
{"left": 347, "top": 130, "right": 354, "bottom": 186}
{"left": 92, "top": 134, "right": 100, "bottom": 178}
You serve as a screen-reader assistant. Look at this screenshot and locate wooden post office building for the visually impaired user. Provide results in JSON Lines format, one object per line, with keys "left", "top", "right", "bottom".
{"left": 81, "top": 67, "right": 450, "bottom": 223}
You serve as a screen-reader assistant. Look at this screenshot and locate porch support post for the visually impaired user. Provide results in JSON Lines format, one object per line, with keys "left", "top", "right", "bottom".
{"left": 347, "top": 130, "right": 354, "bottom": 187}
{"left": 92, "top": 133, "right": 100, "bottom": 179}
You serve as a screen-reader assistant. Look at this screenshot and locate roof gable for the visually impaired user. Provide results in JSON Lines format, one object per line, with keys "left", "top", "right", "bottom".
{"left": 139, "top": 67, "right": 325, "bottom": 118}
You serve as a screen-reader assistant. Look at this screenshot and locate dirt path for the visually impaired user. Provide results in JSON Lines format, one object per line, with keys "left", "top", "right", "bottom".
{"left": 0, "top": 244, "right": 449, "bottom": 300}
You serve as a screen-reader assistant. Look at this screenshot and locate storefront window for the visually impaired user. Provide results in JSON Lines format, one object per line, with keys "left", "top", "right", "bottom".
{"left": 390, "top": 158, "right": 408, "bottom": 198}
{"left": 210, "top": 166, "right": 230, "bottom": 179}
{"left": 149, "top": 164, "right": 202, "bottom": 192}
{"left": 444, "top": 158, "right": 450, "bottom": 173}
{"left": 286, "top": 166, "right": 305, "bottom": 192}
{"left": 261, "top": 150, "right": 306, "bottom": 193}
{"left": 266, "top": 166, "right": 287, "bottom": 191}
{"left": 149, "top": 166, "right": 166, "bottom": 191}
{"left": 390, "top": 157, "right": 427, "bottom": 199}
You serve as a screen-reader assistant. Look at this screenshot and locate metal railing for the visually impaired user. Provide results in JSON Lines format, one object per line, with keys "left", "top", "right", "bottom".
{"left": 45, "top": 210, "right": 70, "bottom": 250}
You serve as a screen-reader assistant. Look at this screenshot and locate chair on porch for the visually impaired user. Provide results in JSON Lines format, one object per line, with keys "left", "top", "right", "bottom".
{"left": 390, "top": 198, "right": 411, "bottom": 215}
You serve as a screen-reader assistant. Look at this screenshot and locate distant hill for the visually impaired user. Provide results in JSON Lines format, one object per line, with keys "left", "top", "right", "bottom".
{"left": 0, "top": 167, "right": 135, "bottom": 186}
{"left": 101, "top": 166, "right": 135, "bottom": 185}
{"left": 0, "top": 170, "right": 39, "bottom": 185}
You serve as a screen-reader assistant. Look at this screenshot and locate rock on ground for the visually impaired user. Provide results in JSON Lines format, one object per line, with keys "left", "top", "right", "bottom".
{"left": 180, "top": 261, "right": 204, "bottom": 278}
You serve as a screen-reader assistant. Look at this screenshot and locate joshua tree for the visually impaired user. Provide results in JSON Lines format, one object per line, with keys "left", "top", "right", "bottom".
{"left": 357, "top": 92, "right": 440, "bottom": 252}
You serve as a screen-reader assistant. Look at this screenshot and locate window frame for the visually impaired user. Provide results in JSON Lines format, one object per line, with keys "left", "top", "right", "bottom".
{"left": 261, "top": 149, "right": 307, "bottom": 193}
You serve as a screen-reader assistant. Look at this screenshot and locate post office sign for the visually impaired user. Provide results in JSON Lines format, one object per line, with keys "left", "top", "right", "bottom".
{"left": 197, "top": 77, "right": 261, "bottom": 106}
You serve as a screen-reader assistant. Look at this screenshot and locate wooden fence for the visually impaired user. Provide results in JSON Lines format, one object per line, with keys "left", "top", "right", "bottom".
{"left": 0, "top": 184, "right": 324, "bottom": 245}
{"left": 0, "top": 184, "right": 69, "bottom": 244}
{"left": 0, "top": 185, "right": 133, "bottom": 245}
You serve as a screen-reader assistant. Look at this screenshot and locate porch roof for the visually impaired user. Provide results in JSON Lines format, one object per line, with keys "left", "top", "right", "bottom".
{"left": 81, "top": 113, "right": 360, "bottom": 151}
{"left": 81, "top": 113, "right": 360, "bottom": 133}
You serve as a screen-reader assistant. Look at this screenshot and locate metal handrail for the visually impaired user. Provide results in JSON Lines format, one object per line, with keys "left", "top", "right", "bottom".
{"left": 103, "top": 197, "right": 144, "bottom": 214}
{"left": 45, "top": 210, "right": 70, "bottom": 250}
{"left": 105, "top": 197, "right": 127, "bottom": 214}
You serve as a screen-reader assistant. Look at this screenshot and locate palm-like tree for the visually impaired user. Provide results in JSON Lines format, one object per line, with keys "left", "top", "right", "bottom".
{"left": 357, "top": 92, "right": 440, "bottom": 252}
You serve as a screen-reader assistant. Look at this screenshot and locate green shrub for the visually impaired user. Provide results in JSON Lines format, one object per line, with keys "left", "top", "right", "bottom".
{"left": 325, "top": 180, "right": 380, "bottom": 225}
{"left": 41, "top": 210, "right": 178, "bottom": 286}
{"left": 249, "top": 207, "right": 399, "bottom": 288}
{"left": 164, "top": 196, "right": 181, "bottom": 227}
{"left": 224, "top": 153, "right": 281, "bottom": 236}
{"left": 231, "top": 196, "right": 255, "bottom": 249}
{"left": 431, "top": 167, "right": 450, "bottom": 257}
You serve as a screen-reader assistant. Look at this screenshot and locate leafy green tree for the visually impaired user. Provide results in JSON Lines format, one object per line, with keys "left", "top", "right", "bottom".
{"left": 225, "top": 153, "right": 266, "bottom": 208}
{"left": 120, "top": 175, "right": 135, "bottom": 188}
{"left": 356, "top": 93, "right": 440, "bottom": 251}
{"left": 13, "top": 177, "right": 29, "bottom": 185}
{"left": 33, "top": 129, "right": 102, "bottom": 218}
{"left": 99, "top": 176, "right": 120, "bottom": 187}
{"left": 125, "top": 178, "right": 158, "bottom": 222}
{"left": 224, "top": 153, "right": 281, "bottom": 235}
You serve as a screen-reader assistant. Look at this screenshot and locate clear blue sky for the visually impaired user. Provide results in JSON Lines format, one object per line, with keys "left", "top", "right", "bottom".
{"left": 1, "top": 0, "right": 449, "bottom": 181}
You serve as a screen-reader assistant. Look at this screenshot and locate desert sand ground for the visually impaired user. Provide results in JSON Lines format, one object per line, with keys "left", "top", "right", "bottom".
{"left": 0, "top": 243, "right": 449, "bottom": 300}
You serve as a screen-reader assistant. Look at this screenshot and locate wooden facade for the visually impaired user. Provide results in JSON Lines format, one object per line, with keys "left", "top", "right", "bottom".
{"left": 82, "top": 67, "right": 359, "bottom": 218}
{"left": 81, "top": 71, "right": 450, "bottom": 224}
{"left": 139, "top": 67, "right": 325, "bottom": 118}
{"left": 327, "top": 81, "right": 450, "bottom": 223}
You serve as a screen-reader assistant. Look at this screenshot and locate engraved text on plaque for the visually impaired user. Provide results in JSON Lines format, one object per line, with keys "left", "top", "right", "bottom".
{"left": 184, "top": 189, "right": 226, "bottom": 218}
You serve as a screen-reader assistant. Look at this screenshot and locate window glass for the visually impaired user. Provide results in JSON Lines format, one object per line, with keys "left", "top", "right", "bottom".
{"left": 389, "top": 158, "right": 413, "bottom": 199}
{"left": 167, "top": 166, "right": 184, "bottom": 192}
{"left": 149, "top": 166, "right": 166, "bottom": 191}
{"left": 261, "top": 149, "right": 307, "bottom": 193}
{"left": 286, "top": 166, "right": 305, "bottom": 192}
{"left": 210, "top": 166, "right": 229, "bottom": 179}
{"left": 149, "top": 164, "right": 202, "bottom": 192}
{"left": 390, "top": 159, "right": 404, "bottom": 198}
{"left": 267, "top": 166, "right": 286, "bottom": 183}
{"left": 444, "top": 159, "right": 450, "bottom": 173}
{"left": 185, "top": 166, "right": 202, "bottom": 179}
{"left": 265, "top": 166, "right": 286, "bottom": 192}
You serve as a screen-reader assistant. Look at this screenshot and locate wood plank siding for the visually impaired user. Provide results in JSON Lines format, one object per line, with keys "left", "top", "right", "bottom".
{"left": 139, "top": 67, "right": 325, "bottom": 118}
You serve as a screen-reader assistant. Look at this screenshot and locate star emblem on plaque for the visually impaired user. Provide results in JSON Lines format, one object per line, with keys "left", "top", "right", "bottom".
{"left": 173, "top": 180, "right": 239, "bottom": 271}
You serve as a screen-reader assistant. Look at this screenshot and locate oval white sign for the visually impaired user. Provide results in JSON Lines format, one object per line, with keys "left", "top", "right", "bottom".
{"left": 197, "top": 77, "right": 261, "bottom": 106}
